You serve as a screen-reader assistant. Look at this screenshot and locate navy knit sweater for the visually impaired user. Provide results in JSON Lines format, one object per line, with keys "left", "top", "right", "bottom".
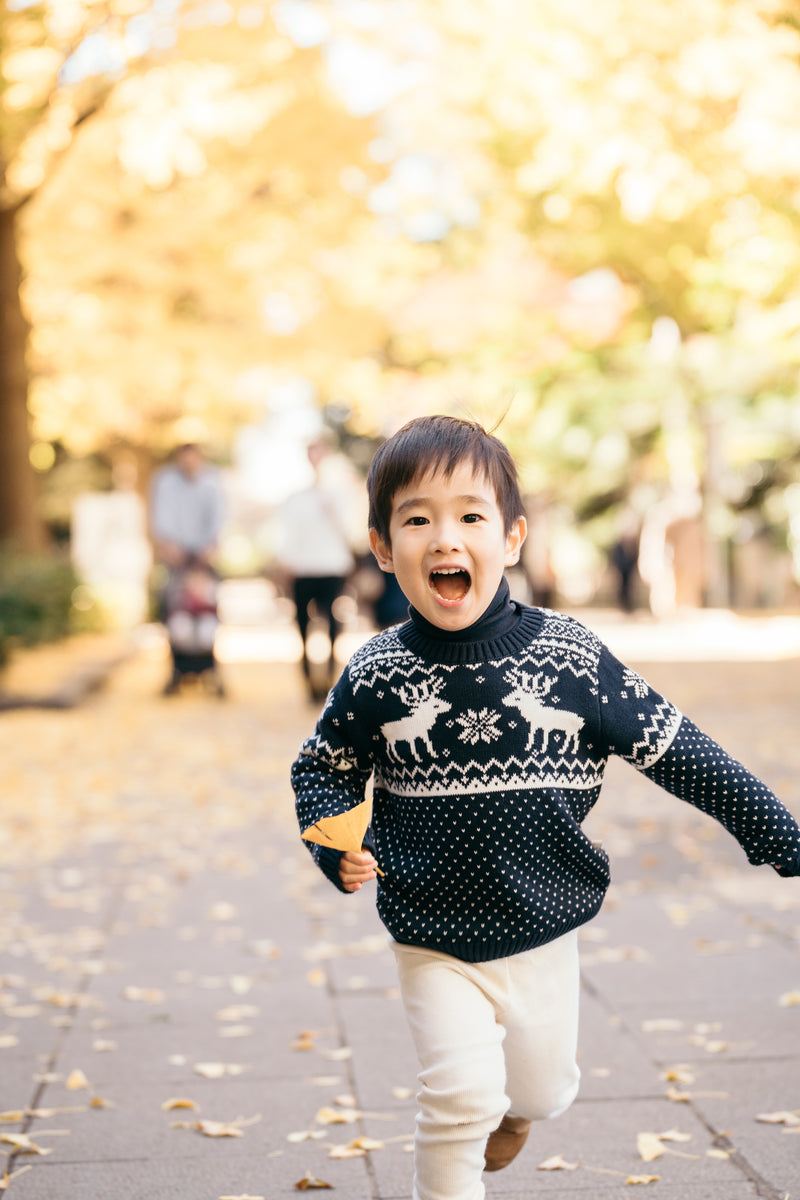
{"left": 291, "top": 581, "right": 800, "bottom": 963}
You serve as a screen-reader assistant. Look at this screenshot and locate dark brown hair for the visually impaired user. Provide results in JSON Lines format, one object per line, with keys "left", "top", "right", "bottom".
{"left": 367, "top": 415, "right": 525, "bottom": 543}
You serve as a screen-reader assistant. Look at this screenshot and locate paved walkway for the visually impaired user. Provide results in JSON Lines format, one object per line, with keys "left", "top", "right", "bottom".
{"left": 1, "top": 616, "right": 799, "bottom": 1199}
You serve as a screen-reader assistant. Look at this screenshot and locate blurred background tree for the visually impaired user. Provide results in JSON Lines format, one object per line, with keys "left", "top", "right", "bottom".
{"left": 2, "top": 0, "right": 800, "bottom": 606}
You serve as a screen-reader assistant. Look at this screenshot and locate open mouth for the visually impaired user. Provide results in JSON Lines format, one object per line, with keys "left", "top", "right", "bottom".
{"left": 429, "top": 568, "right": 471, "bottom": 603}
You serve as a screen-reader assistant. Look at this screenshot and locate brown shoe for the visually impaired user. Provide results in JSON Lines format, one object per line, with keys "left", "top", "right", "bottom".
{"left": 484, "top": 1114, "right": 532, "bottom": 1172}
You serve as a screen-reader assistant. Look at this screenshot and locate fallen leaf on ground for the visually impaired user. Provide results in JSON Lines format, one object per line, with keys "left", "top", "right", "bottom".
{"left": 193, "top": 1062, "right": 249, "bottom": 1079}
{"left": 707, "top": 1148, "right": 730, "bottom": 1159}
{"left": 538, "top": 1154, "right": 579, "bottom": 1170}
{"left": 294, "top": 1173, "right": 334, "bottom": 1190}
{"left": 219, "top": 1025, "right": 252, "bottom": 1038}
{"left": 0, "top": 1134, "right": 52, "bottom": 1157}
{"left": 161, "top": 1098, "right": 198, "bottom": 1111}
{"left": 89, "top": 1097, "right": 114, "bottom": 1109}
{"left": 779, "top": 990, "right": 800, "bottom": 1007}
{"left": 637, "top": 1133, "right": 665, "bottom": 1163}
{"left": 641, "top": 1018, "right": 683, "bottom": 1033}
{"left": 122, "top": 986, "right": 165, "bottom": 1004}
{"left": 0, "top": 1164, "right": 32, "bottom": 1189}
{"left": 756, "top": 1111, "right": 800, "bottom": 1127}
{"left": 0, "top": 1035, "right": 20, "bottom": 1050}
{"left": 65, "top": 1069, "right": 90, "bottom": 1091}
{"left": 328, "top": 1144, "right": 366, "bottom": 1159}
{"left": 0, "top": 1113, "right": 24, "bottom": 1125}
{"left": 315, "top": 1106, "right": 360, "bottom": 1125}
{"left": 215, "top": 1005, "right": 259, "bottom": 1022}
{"left": 637, "top": 1129, "right": 691, "bottom": 1162}
{"left": 320, "top": 1047, "right": 352, "bottom": 1062}
{"left": 291, "top": 1031, "right": 317, "bottom": 1051}
{"left": 391, "top": 1086, "right": 413, "bottom": 1100}
{"left": 627, "top": 1175, "right": 660, "bottom": 1185}
{"left": 287, "top": 1129, "right": 326, "bottom": 1143}
{"left": 663, "top": 1066, "right": 695, "bottom": 1084}
{"left": 175, "top": 1114, "right": 260, "bottom": 1138}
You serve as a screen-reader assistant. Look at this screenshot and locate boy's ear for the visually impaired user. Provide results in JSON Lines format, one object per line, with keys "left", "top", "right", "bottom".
{"left": 369, "top": 528, "right": 395, "bottom": 573}
{"left": 504, "top": 516, "right": 527, "bottom": 568}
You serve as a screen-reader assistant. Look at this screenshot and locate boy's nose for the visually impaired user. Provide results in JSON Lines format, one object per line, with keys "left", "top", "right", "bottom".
{"left": 429, "top": 519, "right": 463, "bottom": 553}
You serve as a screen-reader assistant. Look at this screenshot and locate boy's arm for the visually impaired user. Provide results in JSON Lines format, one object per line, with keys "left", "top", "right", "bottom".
{"left": 598, "top": 649, "right": 800, "bottom": 876}
{"left": 291, "top": 670, "right": 375, "bottom": 893}
{"left": 641, "top": 717, "right": 800, "bottom": 876}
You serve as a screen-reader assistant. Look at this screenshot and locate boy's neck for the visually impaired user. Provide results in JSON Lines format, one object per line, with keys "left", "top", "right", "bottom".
{"left": 408, "top": 577, "right": 515, "bottom": 642}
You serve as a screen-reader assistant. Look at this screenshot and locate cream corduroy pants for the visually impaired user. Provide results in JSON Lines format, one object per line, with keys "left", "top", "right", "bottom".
{"left": 392, "top": 931, "right": 581, "bottom": 1200}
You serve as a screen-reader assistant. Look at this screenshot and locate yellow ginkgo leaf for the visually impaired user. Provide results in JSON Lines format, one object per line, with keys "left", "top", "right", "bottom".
{"left": 302, "top": 798, "right": 384, "bottom": 874}
{"left": 65, "top": 1068, "right": 90, "bottom": 1091}
{"left": 294, "top": 1172, "right": 333, "bottom": 1190}
{"left": 161, "top": 1098, "right": 198, "bottom": 1111}
{"left": 627, "top": 1175, "right": 660, "bottom": 1185}
{"left": 0, "top": 1133, "right": 52, "bottom": 1157}
{"left": 637, "top": 1132, "right": 665, "bottom": 1163}
{"left": 537, "top": 1154, "right": 579, "bottom": 1170}
{"left": 194, "top": 1120, "right": 245, "bottom": 1138}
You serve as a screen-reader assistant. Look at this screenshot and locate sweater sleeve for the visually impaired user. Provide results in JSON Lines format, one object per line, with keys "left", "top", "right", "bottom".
{"left": 291, "top": 666, "right": 376, "bottom": 892}
{"left": 597, "top": 644, "right": 800, "bottom": 877}
{"left": 642, "top": 717, "right": 800, "bottom": 877}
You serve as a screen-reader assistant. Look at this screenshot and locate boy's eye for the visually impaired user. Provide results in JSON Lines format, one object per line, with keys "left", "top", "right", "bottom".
{"left": 406, "top": 515, "right": 428, "bottom": 526}
{"left": 462, "top": 513, "right": 484, "bottom": 524}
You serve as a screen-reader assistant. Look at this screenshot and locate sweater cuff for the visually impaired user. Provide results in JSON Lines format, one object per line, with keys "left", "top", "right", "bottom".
{"left": 315, "top": 844, "right": 349, "bottom": 893}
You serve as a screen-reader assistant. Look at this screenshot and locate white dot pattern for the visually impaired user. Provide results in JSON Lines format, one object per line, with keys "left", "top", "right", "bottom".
{"left": 644, "top": 717, "right": 800, "bottom": 875}
{"left": 292, "top": 606, "right": 800, "bottom": 962}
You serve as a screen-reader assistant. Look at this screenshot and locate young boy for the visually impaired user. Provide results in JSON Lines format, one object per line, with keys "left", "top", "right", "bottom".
{"left": 291, "top": 415, "right": 800, "bottom": 1200}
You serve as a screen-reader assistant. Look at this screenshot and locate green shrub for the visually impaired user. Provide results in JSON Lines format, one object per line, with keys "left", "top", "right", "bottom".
{"left": 0, "top": 552, "right": 82, "bottom": 666}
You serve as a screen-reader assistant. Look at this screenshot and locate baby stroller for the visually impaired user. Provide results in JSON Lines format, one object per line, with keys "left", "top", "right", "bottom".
{"left": 162, "top": 559, "right": 225, "bottom": 697}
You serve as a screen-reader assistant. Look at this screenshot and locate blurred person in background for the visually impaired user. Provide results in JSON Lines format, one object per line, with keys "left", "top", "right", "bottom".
{"left": 149, "top": 442, "right": 226, "bottom": 695}
{"left": 276, "top": 435, "right": 357, "bottom": 702}
{"left": 609, "top": 510, "right": 642, "bottom": 613}
{"left": 150, "top": 442, "right": 225, "bottom": 570}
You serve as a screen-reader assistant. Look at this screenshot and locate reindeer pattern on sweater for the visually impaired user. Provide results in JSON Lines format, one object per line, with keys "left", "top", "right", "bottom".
{"left": 292, "top": 603, "right": 800, "bottom": 962}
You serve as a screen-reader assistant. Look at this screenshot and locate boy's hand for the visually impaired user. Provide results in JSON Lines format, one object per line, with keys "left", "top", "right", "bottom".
{"left": 339, "top": 849, "right": 378, "bottom": 892}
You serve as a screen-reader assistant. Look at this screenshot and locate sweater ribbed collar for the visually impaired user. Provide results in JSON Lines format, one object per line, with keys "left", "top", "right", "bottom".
{"left": 398, "top": 577, "right": 544, "bottom": 664}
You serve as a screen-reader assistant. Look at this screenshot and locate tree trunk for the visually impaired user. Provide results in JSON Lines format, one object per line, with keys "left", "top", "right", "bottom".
{"left": 0, "top": 204, "right": 47, "bottom": 552}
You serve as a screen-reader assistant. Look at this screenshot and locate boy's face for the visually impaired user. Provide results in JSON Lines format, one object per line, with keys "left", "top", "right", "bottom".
{"left": 369, "top": 461, "right": 526, "bottom": 632}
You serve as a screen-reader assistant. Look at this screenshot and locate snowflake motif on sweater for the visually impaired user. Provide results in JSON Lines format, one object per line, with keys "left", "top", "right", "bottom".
{"left": 292, "top": 605, "right": 800, "bottom": 963}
